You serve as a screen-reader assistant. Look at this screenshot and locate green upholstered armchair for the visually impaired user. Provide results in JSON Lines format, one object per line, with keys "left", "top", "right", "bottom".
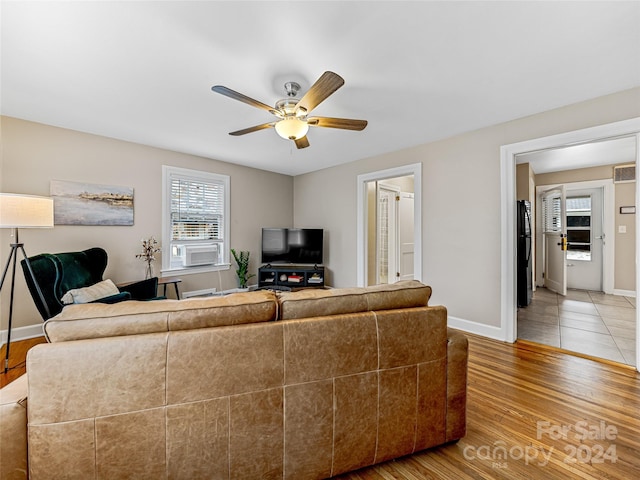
{"left": 20, "top": 247, "right": 159, "bottom": 320}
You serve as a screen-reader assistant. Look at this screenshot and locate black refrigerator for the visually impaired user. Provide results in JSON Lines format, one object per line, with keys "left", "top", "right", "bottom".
{"left": 517, "top": 200, "right": 532, "bottom": 307}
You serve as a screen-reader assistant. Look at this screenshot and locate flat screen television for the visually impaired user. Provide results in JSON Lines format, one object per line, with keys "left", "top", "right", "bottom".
{"left": 261, "top": 228, "right": 324, "bottom": 265}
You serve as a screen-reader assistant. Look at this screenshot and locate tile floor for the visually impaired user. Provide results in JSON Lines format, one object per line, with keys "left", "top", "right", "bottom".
{"left": 517, "top": 288, "right": 636, "bottom": 366}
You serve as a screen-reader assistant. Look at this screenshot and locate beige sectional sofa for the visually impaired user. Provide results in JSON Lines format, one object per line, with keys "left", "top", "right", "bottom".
{"left": 0, "top": 280, "right": 468, "bottom": 480}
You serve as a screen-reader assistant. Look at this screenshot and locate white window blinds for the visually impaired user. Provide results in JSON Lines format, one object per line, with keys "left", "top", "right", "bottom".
{"left": 170, "top": 178, "right": 224, "bottom": 241}
{"left": 542, "top": 190, "right": 562, "bottom": 233}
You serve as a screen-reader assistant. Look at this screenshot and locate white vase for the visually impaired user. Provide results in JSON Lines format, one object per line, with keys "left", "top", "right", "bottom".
{"left": 145, "top": 262, "right": 154, "bottom": 279}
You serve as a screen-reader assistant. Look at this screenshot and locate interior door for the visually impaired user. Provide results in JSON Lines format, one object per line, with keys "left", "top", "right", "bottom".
{"left": 376, "top": 184, "right": 399, "bottom": 284}
{"left": 542, "top": 186, "right": 567, "bottom": 296}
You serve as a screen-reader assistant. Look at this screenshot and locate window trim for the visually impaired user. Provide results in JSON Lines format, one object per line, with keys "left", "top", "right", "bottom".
{"left": 161, "top": 165, "right": 230, "bottom": 275}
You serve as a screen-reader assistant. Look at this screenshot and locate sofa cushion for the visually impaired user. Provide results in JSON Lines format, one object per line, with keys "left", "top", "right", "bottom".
{"left": 361, "top": 281, "right": 433, "bottom": 311}
{"left": 43, "top": 290, "right": 278, "bottom": 342}
{"left": 277, "top": 280, "right": 432, "bottom": 320}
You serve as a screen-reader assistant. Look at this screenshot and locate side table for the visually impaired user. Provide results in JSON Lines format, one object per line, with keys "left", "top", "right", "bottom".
{"left": 158, "top": 276, "right": 182, "bottom": 299}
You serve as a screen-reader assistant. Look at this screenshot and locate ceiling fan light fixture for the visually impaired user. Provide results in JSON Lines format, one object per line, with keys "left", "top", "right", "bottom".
{"left": 275, "top": 117, "right": 308, "bottom": 140}
{"left": 213, "top": 71, "right": 365, "bottom": 147}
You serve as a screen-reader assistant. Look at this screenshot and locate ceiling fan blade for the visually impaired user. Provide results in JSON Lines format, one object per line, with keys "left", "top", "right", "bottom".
{"left": 307, "top": 116, "right": 368, "bottom": 131}
{"left": 229, "top": 122, "right": 276, "bottom": 136}
{"left": 294, "top": 136, "right": 310, "bottom": 149}
{"left": 212, "top": 85, "right": 279, "bottom": 116}
{"left": 296, "top": 71, "right": 345, "bottom": 114}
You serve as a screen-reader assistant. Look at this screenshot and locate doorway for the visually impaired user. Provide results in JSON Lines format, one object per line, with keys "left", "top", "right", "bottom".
{"left": 501, "top": 118, "right": 640, "bottom": 370}
{"left": 356, "top": 163, "right": 422, "bottom": 287}
{"left": 370, "top": 178, "right": 415, "bottom": 286}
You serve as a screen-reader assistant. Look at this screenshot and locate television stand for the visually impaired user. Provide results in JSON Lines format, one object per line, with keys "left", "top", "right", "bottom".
{"left": 258, "top": 265, "right": 325, "bottom": 289}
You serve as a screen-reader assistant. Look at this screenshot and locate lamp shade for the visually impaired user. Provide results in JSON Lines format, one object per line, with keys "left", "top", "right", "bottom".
{"left": 0, "top": 193, "right": 54, "bottom": 228}
{"left": 274, "top": 117, "right": 309, "bottom": 140}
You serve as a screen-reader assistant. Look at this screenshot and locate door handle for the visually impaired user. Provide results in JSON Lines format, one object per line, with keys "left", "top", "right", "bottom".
{"left": 557, "top": 237, "right": 568, "bottom": 251}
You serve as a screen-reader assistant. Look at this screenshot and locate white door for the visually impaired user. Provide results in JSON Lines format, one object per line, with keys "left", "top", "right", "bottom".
{"left": 566, "top": 188, "right": 604, "bottom": 291}
{"left": 542, "top": 186, "right": 567, "bottom": 296}
{"left": 376, "top": 184, "right": 399, "bottom": 284}
{"left": 399, "top": 192, "right": 415, "bottom": 281}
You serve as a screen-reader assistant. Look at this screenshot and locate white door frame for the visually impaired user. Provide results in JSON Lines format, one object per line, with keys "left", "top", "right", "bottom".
{"left": 357, "top": 163, "right": 422, "bottom": 287}
{"left": 500, "top": 117, "right": 640, "bottom": 371}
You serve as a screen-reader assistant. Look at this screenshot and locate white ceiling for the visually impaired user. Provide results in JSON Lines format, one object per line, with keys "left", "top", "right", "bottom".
{"left": 2, "top": 1, "right": 639, "bottom": 176}
{"left": 517, "top": 135, "right": 638, "bottom": 174}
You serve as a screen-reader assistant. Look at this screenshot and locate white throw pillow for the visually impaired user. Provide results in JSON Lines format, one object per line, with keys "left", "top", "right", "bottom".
{"left": 61, "top": 279, "right": 120, "bottom": 305}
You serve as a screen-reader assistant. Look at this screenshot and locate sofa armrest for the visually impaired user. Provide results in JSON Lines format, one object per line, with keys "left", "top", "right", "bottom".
{"left": 0, "top": 374, "right": 29, "bottom": 480}
{"left": 446, "top": 327, "right": 468, "bottom": 442}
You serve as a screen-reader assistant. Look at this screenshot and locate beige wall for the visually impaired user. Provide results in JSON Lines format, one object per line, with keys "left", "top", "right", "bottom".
{"left": 0, "top": 117, "right": 293, "bottom": 330}
{"left": 615, "top": 182, "right": 636, "bottom": 291}
{"left": 516, "top": 163, "right": 532, "bottom": 201}
{"left": 537, "top": 164, "right": 636, "bottom": 291}
{"left": 294, "top": 87, "right": 640, "bottom": 329}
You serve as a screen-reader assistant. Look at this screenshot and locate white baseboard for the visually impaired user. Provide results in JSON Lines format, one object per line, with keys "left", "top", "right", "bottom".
{"left": 447, "top": 315, "right": 509, "bottom": 342}
{"left": 182, "top": 284, "right": 259, "bottom": 298}
{"left": 1, "top": 323, "right": 44, "bottom": 345}
{"left": 182, "top": 288, "right": 217, "bottom": 298}
{"left": 612, "top": 289, "right": 636, "bottom": 298}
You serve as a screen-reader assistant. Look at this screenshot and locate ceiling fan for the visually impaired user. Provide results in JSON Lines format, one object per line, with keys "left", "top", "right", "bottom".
{"left": 211, "top": 71, "right": 367, "bottom": 149}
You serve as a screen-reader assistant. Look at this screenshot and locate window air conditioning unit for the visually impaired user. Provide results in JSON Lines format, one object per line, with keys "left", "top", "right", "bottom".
{"left": 182, "top": 244, "right": 218, "bottom": 267}
{"left": 614, "top": 164, "right": 635, "bottom": 183}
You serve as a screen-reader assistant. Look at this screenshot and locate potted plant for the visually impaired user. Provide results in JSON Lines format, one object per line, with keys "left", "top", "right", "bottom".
{"left": 231, "top": 249, "right": 255, "bottom": 290}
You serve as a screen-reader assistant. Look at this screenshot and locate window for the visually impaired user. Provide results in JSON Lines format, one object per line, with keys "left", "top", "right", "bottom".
{"left": 566, "top": 195, "right": 592, "bottom": 261}
{"left": 162, "top": 166, "right": 230, "bottom": 273}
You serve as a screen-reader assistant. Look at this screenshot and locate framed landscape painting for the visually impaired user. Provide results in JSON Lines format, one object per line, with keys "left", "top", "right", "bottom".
{"left": 50, "top": 180, "right": 134, "bottom": 225}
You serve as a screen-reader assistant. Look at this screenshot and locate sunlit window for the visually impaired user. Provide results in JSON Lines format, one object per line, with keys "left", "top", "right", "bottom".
{"left": 162, "top": 166, "right": 230, "bottom": 273}
{"left": 566, "top": 196, "right": 591, "bottom": 261}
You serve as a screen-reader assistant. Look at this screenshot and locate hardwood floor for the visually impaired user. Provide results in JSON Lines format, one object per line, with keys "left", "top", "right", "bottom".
{"left": 0, "top": 336, "right": 47, "bottom": 388}
{"left": 2, "top": 333, "right": 639, "bottom": 479}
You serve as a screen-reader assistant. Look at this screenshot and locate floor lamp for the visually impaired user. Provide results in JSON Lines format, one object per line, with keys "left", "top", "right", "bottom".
{"left": 0, "top": 193, "right": 53, "bottom": 373}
